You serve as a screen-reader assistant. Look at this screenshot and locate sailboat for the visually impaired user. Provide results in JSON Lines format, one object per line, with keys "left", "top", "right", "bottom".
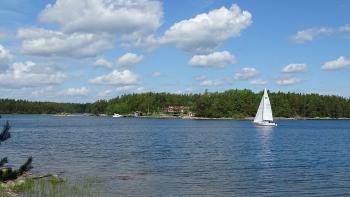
{"left": 112, "top": 113, "right": 123, "bottom": 118}
{"left": 254, "top": 88, "right": 277, "bottom": 126}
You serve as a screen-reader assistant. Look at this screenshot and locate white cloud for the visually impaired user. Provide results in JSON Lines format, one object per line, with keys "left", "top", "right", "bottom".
{"left": 17, "top": 2, "right": 252, "bottom": 57}
{"left": 62, "top": 86, "right": 90, "bottom": 96}
{"left": 276, "top": 77, "right": 302, "bottom": 86}
{"left": 116, "top": 53, "right": 143, "bottom": 67}
{"left": 188, "top": 51, "right": 235, "bottom": 68}
{"left": 321, "top": 56, "right": 350, "bottom": 70}
{"left": 282, "top": 63, "right": 308, "bottom": 73}
{"left": 39, "top": 0, "right": 163, "bottom": 35}
{"left": 152, "top": 71, "right": 161, "bottom": 77}
{"left": 90, "top": 69, "right": 138, "bottom": 86}
{"left": 291, "top": 27, "right": 333, "bottom": 43}
{"left": 249, "top": 79, "right": 267, "bottom": 85}
{"left": 0, "top": 61, "right": 67, "bottom": 87}
{"left": 94, "top": 57, "right": 113, "bottom": 68}
{"left": 234, "top": 67, "right": 258, "bottom": 80}
{"left": 31, "top": 86, "right": 55, "bottom": 97}
{"left": 18, "top": 28, "right": 113, "bottom": 58}
{"left": 290, "top": 24, "right": 350, "bottom": 44}
{"left": 161, "top": 4, "right": 252, "bottom": 53}
{"left": 339, "top": 24, "right": 350, "bottom": 33}
{"left": 16, "top": 1, "right": 164, "bottom": 58}
{"left": 17, "top": 27, "right": 61, "bottom": 39}
{"left": 0, "top": 44, "right": 13, "bottom": 67}
{"left": 94, "top": 53, "right": 143, "bottom": 68}
{"left": 199, "top": 79, "right": 230, "bottom": 87}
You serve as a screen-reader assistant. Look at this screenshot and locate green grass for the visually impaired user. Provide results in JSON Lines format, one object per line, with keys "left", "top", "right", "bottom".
{"left": 1, "top": 176, "right": 102, "bottom": 197}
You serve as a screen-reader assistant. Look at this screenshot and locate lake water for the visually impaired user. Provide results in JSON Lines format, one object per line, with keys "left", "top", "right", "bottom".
{"left": 1, "top": 115, "right": 350, "bottom": 196}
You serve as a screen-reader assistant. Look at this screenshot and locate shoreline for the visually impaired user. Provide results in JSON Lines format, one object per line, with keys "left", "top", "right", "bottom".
{"left": 1, "top": 113, "right": 350, "bottom": 120}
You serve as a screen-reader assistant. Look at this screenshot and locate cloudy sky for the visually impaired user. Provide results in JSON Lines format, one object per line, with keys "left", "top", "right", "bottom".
{"left": 0, "top": 0, "right": 349, "bottom": 102}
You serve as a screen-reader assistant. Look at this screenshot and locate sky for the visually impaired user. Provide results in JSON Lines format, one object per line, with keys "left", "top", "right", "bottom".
{"left": 0, "top": 0, "right": 349, "bottom": 103}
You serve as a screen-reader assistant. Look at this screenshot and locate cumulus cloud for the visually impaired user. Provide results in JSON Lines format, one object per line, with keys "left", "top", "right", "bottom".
{"left": 282, "top": 63, "right": 308, "bottom": 73}
{"left": 18, "top": 28, "right": 113, "bottom": 58}
{"left": 17, "top": 0, "right": 164, "bottom": 58}
{"left": 234, "top": 67, "right": 258, "bottom": 80}
{"left": 94, "top": 57, "right": 113, "bottom": 68}
{"left": 321, "top": 56, "right": 350, "bottom": 70}
{"left": 0, "top": 44, "right": 13, "bottom": 67}
{"left": 276, "top": 77, "right": 302, "bottom": 86}
{"left": 39, "top": 0, "right": 163, "bottom": 35}
{"left": 291, "top": 27, "right": 333, "bottom": 43}
{"left": 249, "top": 79, "right": 267, "bottom": 85}
{"left": 188, "top": 51, "right": 235, "bottom": 68}
{"left": 0, "top": 61, "right": 67, "bottom": 87}
{"left": 90, "top": 69, "right": 138, "bottom": 86}
{"left": 62, "top": 86, "right": 90, "bottom": 96}
{"left": 116, "top": 53, "right": 143, "bottom": 67}
{"left": 161, "top": 4, "right": 252, "bottom": 53}
{"left": 18, "top": 2, "right": 252, "bottom": 57}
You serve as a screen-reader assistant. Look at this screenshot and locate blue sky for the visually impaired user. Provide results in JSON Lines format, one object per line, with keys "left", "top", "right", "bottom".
{"left": 0, "top": 0, "right": 349, "bottom": 102}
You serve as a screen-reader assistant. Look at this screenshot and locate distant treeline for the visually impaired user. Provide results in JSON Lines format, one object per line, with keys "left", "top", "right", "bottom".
{"left": 0, "top": 99, "right": 89, "bottom": 114}
{"left": 1, "top": 89, "right": 350, "bottom": 118}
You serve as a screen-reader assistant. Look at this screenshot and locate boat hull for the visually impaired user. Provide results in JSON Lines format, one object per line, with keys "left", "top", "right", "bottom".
{"left": 254, "top": 121, "right": 277, "bottom": 127}
{"left": 112, "top": 114, "right": 123, "bottom": 118}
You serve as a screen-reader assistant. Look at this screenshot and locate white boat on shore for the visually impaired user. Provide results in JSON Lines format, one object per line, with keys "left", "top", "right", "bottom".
{"left": 254, "top": 88, "right": 277, "bottom": 126}
{"left": 112, "top": 113, "right": 123, "bottom": 118}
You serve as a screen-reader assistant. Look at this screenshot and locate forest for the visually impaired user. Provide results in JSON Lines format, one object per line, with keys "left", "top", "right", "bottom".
{"left": 0, "top": 89, "right": 349, "bottom": 118}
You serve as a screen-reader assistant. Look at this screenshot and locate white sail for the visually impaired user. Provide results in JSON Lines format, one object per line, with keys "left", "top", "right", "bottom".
{"left": 262, "top": 88, "right": 273, "bottom": 121}
{"left": 254, "top": 88, "right": 275, "bottom": 125}
{"left": 254, "top": 95, "right": 264, "bottom": 123}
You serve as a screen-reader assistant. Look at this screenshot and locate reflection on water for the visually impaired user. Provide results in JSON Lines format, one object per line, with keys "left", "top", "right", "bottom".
{"left": 2, "top": 115, "right": 350, "bottom": 196}
{"left": 256, "top": 126, "right": 274, "bottom": 164}
{"left": 255, "top": 125, "right": 275, "bottom": 185}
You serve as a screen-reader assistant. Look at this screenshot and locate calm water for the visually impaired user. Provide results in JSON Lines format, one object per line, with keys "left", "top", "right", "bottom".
{"left": 1, "top": 115, "right": 350, "bottom": 196}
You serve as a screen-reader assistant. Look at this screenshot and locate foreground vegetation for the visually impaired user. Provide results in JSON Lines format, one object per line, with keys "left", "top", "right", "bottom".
{"left": 0, "top": 175, "right": 101, "bottom": 197}
{"left": 1, "top": 89, "right": 350, "bottom": 118}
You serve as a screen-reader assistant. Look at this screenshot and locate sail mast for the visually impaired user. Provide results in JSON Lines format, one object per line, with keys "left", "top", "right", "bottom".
{"left": 262, "top": 88, "right": 266, "bottom": 120}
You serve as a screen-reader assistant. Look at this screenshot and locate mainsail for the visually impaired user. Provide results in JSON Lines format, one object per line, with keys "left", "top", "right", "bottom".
{"left": 254, "top": 88, "right": 273, "bottom": 122}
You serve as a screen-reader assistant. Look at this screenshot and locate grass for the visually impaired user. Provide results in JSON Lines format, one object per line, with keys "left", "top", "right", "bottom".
{"left": 1, "top": 176, "right": 102, "bottom": 197}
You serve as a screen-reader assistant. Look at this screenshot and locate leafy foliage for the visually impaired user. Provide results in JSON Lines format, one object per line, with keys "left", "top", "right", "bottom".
{"left": 1, "top": 89, "right": 350, "bottom": 118}
{"left": 0, "top": 99, "right": 89, "bottom": 114}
